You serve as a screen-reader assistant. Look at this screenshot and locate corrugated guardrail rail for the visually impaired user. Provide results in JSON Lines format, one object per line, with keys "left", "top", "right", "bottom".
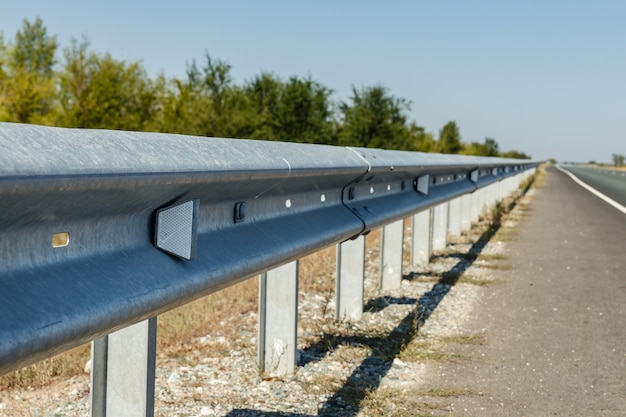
{"left": 0, "top": 123, "right": 538, "bottom": 414}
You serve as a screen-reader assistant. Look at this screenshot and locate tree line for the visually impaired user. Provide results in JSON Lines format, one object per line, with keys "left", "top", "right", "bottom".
{"left": 0, "top": 17, "right": 530, "bottom": 158}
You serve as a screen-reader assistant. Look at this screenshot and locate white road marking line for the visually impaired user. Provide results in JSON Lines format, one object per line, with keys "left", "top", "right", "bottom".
{"left": 556, "top": 165, "right": 626, "bottom": 215}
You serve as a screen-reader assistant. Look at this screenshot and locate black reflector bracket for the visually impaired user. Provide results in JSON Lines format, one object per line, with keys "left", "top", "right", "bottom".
{"left": 154, "top": 199, "right": 199, "bottom": 260}
{"left": 415, "top": 174, "right": 430, "bottom": 195}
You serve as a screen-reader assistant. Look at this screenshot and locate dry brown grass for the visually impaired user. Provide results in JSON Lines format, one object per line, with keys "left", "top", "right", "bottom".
{"left": 157, "top": 277, "right": 259, "bottom": 358}
{"left": 533, "top": 164, "right": 547, "bottom": 187}
{"left": 360, "top": 387, "right": 456, "bottom": 417}
{"left": 0, "top": 344, "right": 90, "bottom": 390}
{"left": 299, "top": 245, "right": 336, "bottom": 294}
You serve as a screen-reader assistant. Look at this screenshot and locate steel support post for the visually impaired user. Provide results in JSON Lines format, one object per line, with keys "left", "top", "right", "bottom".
{"left": 380, "top": 219, "right": 404, "bottom": 290}
{"left": 487, "top": 183, "right": 495, "bottom": 208}
{"left": 336, "top": 236, "right": 365, "bottom": 321}
{"left": 448, "top": 197, "right": 462, "bottom": 237}
{"left": 471, "top": 188, "right": 481, "bottom": 224}
{"left": 495, "top": 180, "right": 504, "bottom": 203}
{"left": 258, "top": 261, "right": 298, "bottom": 375}
{"left": 90, "top": 318, "right": 157, "bottom": 417}
{"left": 432, "top": 202, "right": 448, "bottom": 252}
{"left": 479, "top": 187, "right": 488, "bottom": 218}
{"left": 513, "top": 175, "right": 519, "bottom": 193}
{"left": 411, "top": 209, "right": 431, "bottom": 266}
{"left": 460, "top": 193, "right": 472, "bottom": 232}
{"left": 502, "top": 178, "right": 509, "bottom": 196}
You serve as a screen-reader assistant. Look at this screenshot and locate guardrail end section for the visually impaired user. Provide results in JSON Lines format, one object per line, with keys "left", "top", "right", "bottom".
{"left": 155, "top": 199, "right": 199, "bottom": 260}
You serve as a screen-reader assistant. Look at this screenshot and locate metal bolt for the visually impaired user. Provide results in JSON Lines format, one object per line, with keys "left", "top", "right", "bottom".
{"left": 234, "top": 202, "right": 246, "bottom": 223}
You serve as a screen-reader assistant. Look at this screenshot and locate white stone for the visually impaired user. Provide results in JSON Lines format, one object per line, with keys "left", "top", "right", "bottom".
{"left": 392, "top": 358, "right": 406, "bottom": 368}
{"left": 200, "top": 406, "right": 214, "bottom": 415}
{"left": 167, "top": 373, "right": 179, "bottom": 385}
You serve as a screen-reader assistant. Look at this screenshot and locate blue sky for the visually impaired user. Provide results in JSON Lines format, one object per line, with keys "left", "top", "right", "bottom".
{"left": 1, "top": 0, "right": 624, "bottom": 162}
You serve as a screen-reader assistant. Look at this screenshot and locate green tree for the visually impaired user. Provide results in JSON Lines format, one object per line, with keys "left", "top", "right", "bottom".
{"left": 337, "top": 85, "right": 412, "bottom": 149}
{"left": 277, "top": 76, "right": 333, "bottom": 143}
{"left": 242, "top": 73, "right": 333, "bottom": 143}
{"left": 57, "top": 37, "right": 155, "bottom": 130}
{"left": 0, "top": 17, "right": 58, "bottom": 124}
{"left": 149, "top": 53, "right": 253, "bottom": 138}
{"left": 12, "top": 17, "right": 57, "bottom": 76}
{"left": 148, "top": 71, "right": 209, "bottom": 136}
{"left": 244, "top": 72, "right": 283, "bottom": 140}
{"left": 0, "top": 33, "right": 7, "bottom": 76}
{"left": 463, "top": 137, "right": 500, "bottom": 156}
{"left": 500, "top": 150, "right": 531, "bottom": 159}
{"left": 436, "top": 121, "right": 462, "bottom": 154}
{"left": 199, "top": 54, "right": 234, "bottom": 136}
{"left": 407, "top": 122, "right": 436, "bottom": 152}
{"left": 482, "top": 137, "right": 499, "bottom": 156}
{"left": 612, "top": 153, "right": 625, "bottom": 167}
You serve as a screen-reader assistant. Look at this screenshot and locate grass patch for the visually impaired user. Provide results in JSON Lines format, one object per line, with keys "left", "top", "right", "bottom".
{"left": 493, "top": 229, "right": 519, "bottom": 242}
{"left": 399, "top": 338, "right": 465, "bottom": 364}
{"left": 532, "top": 164, "right": 547, "bottom": 188}
{"left": 301, "top": 372, "right": 347, "bottom": 396}
{"left": 419, "top": 386, "right": 477, "bottom": 398}
{"left": 440, "top": 333, "right": 486, "bottom": 346}
{"left": 475, "top": 263, "right": 512, "bottom": 271}
{"left": 299, "top": 245, "right": 336, "bottom": 294}
{"left": 476, "top": 253, "right": 508, "bottom": 261}
{"left": 456, "top": 275, "right": 502, "bottom": 286}
{"left": 360, "top": 388, "right": 452, "bottom": 417}
{"left": 0, "top": 344, "right": 90, "bottom": 390}
{"left": 437, "top": 271, "right": 502, "bottom": 287}
{"left": 412, "top": 270, "right": 503, "bottom": 286}
{"left": 400, "top": 333, "right": 484, "bottom": 364}
{"left": 157, "top": 277, "right": 258, "bottom": 356}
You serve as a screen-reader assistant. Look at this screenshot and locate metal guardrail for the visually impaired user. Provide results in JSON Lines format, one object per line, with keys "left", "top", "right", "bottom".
{"left": 0, "top": 122, "right": 537, "bottom": 380}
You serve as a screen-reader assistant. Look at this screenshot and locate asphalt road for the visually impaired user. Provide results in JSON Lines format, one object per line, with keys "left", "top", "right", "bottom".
{"left": 561, "top": 166, "right": 626, "bottom": 207}
{"left": 438, "top": 166, "right": 626, "bottom": 416}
